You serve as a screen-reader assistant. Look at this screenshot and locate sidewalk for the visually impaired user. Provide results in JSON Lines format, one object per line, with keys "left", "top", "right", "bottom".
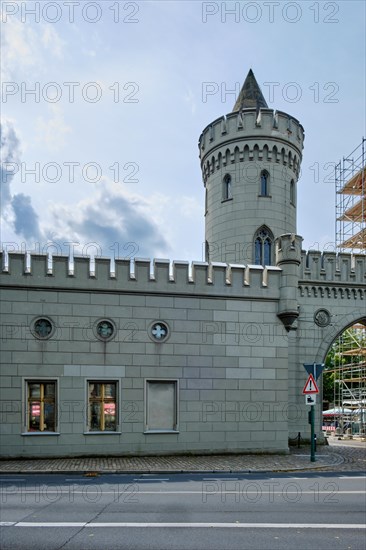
{"left": 2, "top": 441, "right": 364, "bottom": 474}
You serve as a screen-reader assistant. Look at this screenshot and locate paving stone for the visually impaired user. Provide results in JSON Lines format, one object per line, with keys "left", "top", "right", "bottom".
{"left": 1, "top": 439, "right": 364, "bottom": 473}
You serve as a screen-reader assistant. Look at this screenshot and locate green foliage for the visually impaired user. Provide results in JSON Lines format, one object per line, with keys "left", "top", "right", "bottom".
{"left": 323, "top": 325, "right": 366, "bottom": 405}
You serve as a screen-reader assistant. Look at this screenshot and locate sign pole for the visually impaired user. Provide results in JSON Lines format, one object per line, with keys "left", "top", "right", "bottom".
{"left": 310, "top": 405, "right": 315, "bottom": 462}
{"left": 303, "top": 365, "right": 324, "bottom": 464}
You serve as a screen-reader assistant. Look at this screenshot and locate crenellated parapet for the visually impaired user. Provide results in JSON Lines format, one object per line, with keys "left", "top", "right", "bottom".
{"left": 0, "top": 252, "right": 282, "bottom": 299}
{"left": 300, "top": 250, "right": 366, "bottom": 285}
{"left": 199, "top": 108, "right": 305, "bottom": 185}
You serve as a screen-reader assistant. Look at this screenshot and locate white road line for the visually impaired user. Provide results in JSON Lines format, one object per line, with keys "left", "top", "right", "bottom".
{"left": 0, "top": 521, "right": 366, "bottom": 529}
{"left": 0, "top": 479, "right": 26, "bottom": 482}
{"left": 339, "top": 476, "right": 366, "bottom": 479}
{"left": 2, "top": 490, "right": 365, "bottom": 495}
{"left": 133, "top": 479, "right": 169, "bottom": 482}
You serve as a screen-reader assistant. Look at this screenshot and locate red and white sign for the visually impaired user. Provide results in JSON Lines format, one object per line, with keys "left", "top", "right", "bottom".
{"left": 302, "top": 374, "right": 319, "bottom": 394}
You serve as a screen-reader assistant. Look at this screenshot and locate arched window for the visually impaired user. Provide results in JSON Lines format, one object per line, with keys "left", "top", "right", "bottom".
{"left": 205, "top": 241, "right": 210, "bottom": 262}
{"left": 260, "top": 170, "right": 269, "bottom": 196}
{"left": 223, "top": 173, "right": 232, "bottom": 201}
{"left": 205, "top": 188, "right": 208, "bottom": 214}
{"left": 290, "top": 179, "right": 295, "bottom": 205}
{"left": 254, "top": 226, "right": 273, "bottom": 266}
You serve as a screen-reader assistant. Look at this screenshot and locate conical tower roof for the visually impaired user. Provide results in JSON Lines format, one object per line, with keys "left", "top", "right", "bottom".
{"left": 232, "top": 69, "right": 268, "bottom": 112}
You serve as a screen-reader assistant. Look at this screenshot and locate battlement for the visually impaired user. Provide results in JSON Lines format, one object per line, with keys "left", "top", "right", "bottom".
{"left": 2, "top": 251, "right": 363, "bottom": 299}
{"left": 300, "top": 250, "right": 366, "bottom": 285}
{"left": 199, "top": 108, "right": 305, "bottom": 183}
{"left": 0, "top": 253, "right": 282, "bottom": 299}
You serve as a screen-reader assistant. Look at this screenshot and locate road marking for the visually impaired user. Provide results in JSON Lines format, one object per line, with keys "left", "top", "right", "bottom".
{"left": 0, "top": 479, "right": 26, "bottom": 482}
{"left": 133, "top": 478, "right": 169, "bottom": 482}
{"left": 2, "top": 490, "right": 365, "bottom": 495}
{"left": 0, "top": 522, "right": 364, "bottom": 529}
{"left": 339, "top": 476, "right": 366, "bottom": 479}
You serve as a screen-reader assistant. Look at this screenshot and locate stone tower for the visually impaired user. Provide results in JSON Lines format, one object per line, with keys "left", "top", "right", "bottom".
{"left": 199, "top": 69, "right": 305, "bottom": 267}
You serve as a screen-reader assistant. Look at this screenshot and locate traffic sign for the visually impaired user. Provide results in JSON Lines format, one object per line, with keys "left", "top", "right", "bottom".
{"left": 305, "top": 394, "right": 316, "bottom": 405}
{"left": 303, "top": 363, "right": 325, "bottom": 380}
{"left": 302, "top": 374, "right": 319, "bottom": 394}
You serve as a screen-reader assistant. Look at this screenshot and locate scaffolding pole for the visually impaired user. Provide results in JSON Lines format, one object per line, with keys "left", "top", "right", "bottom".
{"left": 335, "top": 138, "right": 366, "bottom": 254}
{"left": 332, "top": 324, "right": 366, "bottom": 436}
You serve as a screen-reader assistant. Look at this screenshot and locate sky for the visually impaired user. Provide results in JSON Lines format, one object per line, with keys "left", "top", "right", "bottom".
{"left": 1, "top": 0, "right": 365, "bottom": 264}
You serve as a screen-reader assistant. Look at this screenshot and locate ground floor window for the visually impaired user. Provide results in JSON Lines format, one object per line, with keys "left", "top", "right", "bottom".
{"left": 27, "top": 381, "right": 56, "bottom": 432}
{"left": 88, "top": 381, "right": 117, "bottom": 431}
{"left": 145, "top": 380, "right": 178, "bottom": 432}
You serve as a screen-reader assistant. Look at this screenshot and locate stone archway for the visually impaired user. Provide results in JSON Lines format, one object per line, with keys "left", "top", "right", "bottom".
{"left": 314, "top": 313, "right": 366, "bottom": 364}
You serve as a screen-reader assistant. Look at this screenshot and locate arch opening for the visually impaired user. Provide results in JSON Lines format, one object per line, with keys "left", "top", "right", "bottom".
{"left": 322, "top": 318, "right": 366, "bottom": 436}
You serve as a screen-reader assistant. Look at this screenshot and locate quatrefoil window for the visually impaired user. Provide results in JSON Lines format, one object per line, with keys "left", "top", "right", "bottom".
{"left": 150, "top": 322, "right": 169, "bottom": 342}
{"left": 33, "top": 318, "right": 53, "bottom": 340}
{"left": 95, "top": 320, "right": 115, "bottom": 341}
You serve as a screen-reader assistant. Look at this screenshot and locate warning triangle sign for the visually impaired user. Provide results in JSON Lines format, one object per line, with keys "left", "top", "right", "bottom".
{"left": 302, "top": 373, "right": 319, "bottom": 394}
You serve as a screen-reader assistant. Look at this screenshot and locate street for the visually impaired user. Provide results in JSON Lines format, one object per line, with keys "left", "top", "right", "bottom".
{"left": 1, "top": 471, "right": 365, "bottom": 549}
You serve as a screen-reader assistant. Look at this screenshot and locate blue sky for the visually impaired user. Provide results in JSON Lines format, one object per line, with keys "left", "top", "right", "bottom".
{"left": 1, "top": 0, "right": 365, "bottom": 262}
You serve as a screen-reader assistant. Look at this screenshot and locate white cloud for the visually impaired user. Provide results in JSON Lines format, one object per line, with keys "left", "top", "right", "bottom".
{"left": 41, "top": 25, "right": 65, "bottom": 59}
{"left": 1, "top": 17, "right": 38, "bottom": 81}
{"left": 0, "top": 119, "right": 41, "bottom": 242}
{"left": 1, "top": 15, "right": 65, "bottom": 81}
{"left": 46, "top": 178, "right": 170, "bottom": 258}
{"left": 36, "top": 105, "right": 71, "bottom": 151}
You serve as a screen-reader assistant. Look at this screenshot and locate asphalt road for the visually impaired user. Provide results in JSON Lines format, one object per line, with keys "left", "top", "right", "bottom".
{"left": 1, "top": 472, "right": 365, "bottom": 549}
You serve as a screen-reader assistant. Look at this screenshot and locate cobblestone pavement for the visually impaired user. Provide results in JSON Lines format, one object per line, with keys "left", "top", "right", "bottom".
{"left": 0, "top": 441, "right": 364, "bottom": 474}
{"left": 320, "top": 437, "right": 366, "bottom": 472}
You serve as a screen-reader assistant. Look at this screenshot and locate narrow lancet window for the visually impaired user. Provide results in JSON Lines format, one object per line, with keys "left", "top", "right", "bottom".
{"left": 223, "top": 174, "right": 232, "bottom": 200}
{"left": 260, "top": 170, "right": 269, "bottom": 196}
{"left": 254, "top": 226, "right": 273, "bottom": 266}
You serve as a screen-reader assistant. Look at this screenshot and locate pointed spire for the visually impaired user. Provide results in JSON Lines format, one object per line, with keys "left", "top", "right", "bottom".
{"left": 233, "top": 69, "right": 268, "bottom": 112}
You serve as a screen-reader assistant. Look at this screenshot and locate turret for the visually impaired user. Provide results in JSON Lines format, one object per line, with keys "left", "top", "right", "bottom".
{"left": 199, "top": 69, "right": 305, "bottom": 266}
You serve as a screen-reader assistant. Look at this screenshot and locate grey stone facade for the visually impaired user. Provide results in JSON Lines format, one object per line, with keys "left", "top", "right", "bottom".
{"left": 0, "top": 71, "right": 365, "bottom": 458}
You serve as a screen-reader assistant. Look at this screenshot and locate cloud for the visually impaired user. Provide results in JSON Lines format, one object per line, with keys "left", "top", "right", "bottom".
{"left": 36, "top": 105, "right": 72, "bottom": 151}
{"left": 1, "top": 14, "right": 64, "bottom": 81}
{"left": 41, "top": 25, "right": 64, "bottom": 59}
{"left": 0, "top": 119, "right": 41, "bottom": 242}
{"left": 0, "top": 118, "right": 21, "bottom": 206}
{"left": 11, "top": 193, "right": 41, "bottom": 240}
{"left": 1, "top": 121, "right": 169, "bottom": 259}
{"left": 1, "top": 16, "right": 37, "bottom": 81}
{"left": 47, "top": 180, "right": 170, "bottom": 258}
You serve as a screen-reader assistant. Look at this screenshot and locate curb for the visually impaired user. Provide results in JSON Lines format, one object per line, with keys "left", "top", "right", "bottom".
{"left": 0, "top": 448, "right": 347, "bottom": 476}
{"left": 0, "top": 459, "right": 345, "bottom": 476}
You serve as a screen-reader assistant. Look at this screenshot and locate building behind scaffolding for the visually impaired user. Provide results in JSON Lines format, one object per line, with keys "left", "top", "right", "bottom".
{"left": 327, "top": 139, "right": 366, "bottom": 435}
{"left": 336, "top": 138, "right": 366, "bottom": 253}
{"left": 334, "top": 324, "right": 366, "bottom": 434}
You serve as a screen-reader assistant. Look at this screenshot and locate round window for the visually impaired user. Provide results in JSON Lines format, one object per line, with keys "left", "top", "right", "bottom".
{"left": 150, "top": 321, "right": 169, "bottom": 342}
{"left": 95, "top": 320, "right": 115, "bottom": 341}
{"left": 33, "top": 318, "right": 54, "bottom": 339}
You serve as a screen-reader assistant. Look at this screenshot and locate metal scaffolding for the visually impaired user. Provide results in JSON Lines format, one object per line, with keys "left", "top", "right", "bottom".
{"left": 335, "top": 138, "right": 366, "bottom": 253}
{"left": 326, "top": 324, "right": 366, "bottom": 435}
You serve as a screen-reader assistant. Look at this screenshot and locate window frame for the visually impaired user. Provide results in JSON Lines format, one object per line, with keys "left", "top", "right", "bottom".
{"left": 222, "top": 173, "right": 233, "bottom": 202}
{"left": 31, "top": 316, "right": 55, "bottom": 340}
{"left": 259, "top": 170, "right": 270, "bottom": 197}
{"left": 86, "top": 380, "right": 120, "bottom": 434}
{"left": 290, "top": 179, "right": 296, "bottom": 206}
{"left": 144, "top": 379, "right": 179, "bottom": 434}
{"left": 205, "top": 240, "right": 210, "bottom": 263}
{"left": 23, "top": 378, "right": 59, "bottom": 435}
{"left": 94, "top": 318, "right": 116, "bottom": 342}
{"left": 254, "top": 226, "right": 274, "bottom": 266}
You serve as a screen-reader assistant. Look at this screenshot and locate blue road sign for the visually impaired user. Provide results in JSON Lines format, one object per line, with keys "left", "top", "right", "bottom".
{"left": 303, "top": 363, "right": 325, "bottom": 380}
